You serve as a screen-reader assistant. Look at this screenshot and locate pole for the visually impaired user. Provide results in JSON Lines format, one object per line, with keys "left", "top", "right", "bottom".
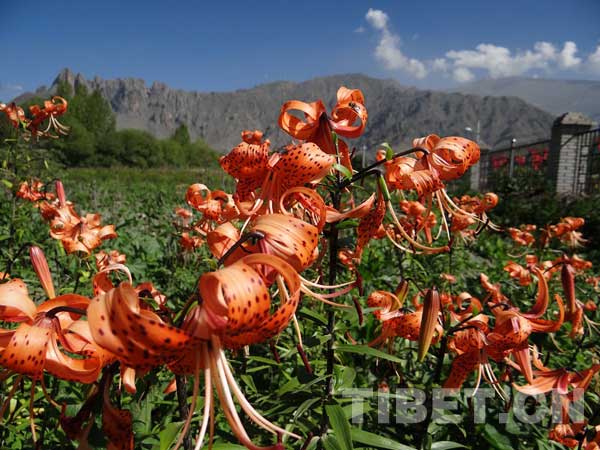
{"left": 509, "top": 138, "right": 516, "bottom": 178}
{"left": 362, "top": 145, "right": 367, "bottom": 169}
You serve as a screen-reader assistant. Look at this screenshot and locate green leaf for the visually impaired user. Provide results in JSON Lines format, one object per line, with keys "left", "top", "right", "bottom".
{"left": 380, "top": 142, "right": 394, "bottom": 160}
{"left": 482, "top": 424, "right": 514, "bottom": 450}
{"left": 299, "top": 307, "right": 328, "bottom": 325}
{"left": 335, "top": 344, "right": 404, "bottom": 363}
{"left": 293, "top": 398, "right": 321, "bottom": 420}
{"left": 350, "top": 429, "right": 416, "bottom": 450}
{"left": 322, "top": 434, "right": 343, "bottom": 450}
{"left": 333, "top": 163, "right": 353, "bottom": 180}
{"left": 335, "top": 219, "right": 359, "bottom": 230}
{"left": 377, "top": 175, "right": 391, "bottom": 201}
{"left": 430, "top": 442, "right": 467, "bottom": 450}
{"left": 1, "top": 179, "right": 13, "bottom": 189}
{"left": 326, "top": 405, "right": 353, "bottom": 450}
{"left": 159, "top": 421, "right": 182, "bottom": 450}
{"left": 277, "top": 377, "right": 301, "bottom": 396}
{"left": 210, "top": 444, "right": 248, "bottom": 450}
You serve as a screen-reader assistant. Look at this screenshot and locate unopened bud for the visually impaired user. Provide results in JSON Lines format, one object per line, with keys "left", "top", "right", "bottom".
{"left": 29, "top": 246, "right": 55, "bottom": 298}
{"left": 56, "top": 180, "right": 66, "bottom": 207}
{"left": 418, "top": 287, "right": 441, "bottom": 361}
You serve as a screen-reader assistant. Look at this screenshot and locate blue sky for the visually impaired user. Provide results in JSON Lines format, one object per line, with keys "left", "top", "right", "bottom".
{"left": 1, "top": 0, "right": 599, "bottom": 100}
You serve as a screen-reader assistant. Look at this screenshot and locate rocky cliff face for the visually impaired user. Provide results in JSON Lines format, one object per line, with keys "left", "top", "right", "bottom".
{"left": 449, "top": 77, "right": 600, "bottom": 123}
{"left": 26, "top": 69, "right": 555, "bottom": 153}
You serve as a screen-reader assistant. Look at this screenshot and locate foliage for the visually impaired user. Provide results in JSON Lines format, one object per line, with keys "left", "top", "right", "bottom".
{"left": 1, "top": 81, "right": 219, "bottom": 168}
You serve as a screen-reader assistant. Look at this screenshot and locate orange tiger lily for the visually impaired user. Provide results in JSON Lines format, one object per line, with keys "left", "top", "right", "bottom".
{"left": 0, "top": 250, "right": 106, "bottom": 383}
{"left": 219, "top": 130, "right": 271, "bottom": 202}
{"left": 0, "top": 247, "right": 111, "bottom": 444}
{"left": 221, "top": 139, "right": 335, "bottom": 217}
{"left": 514, "top": 359, "right": 600, "bottom": 426}
{"left": 443, "top": 301, "right": 510, "bottom": 397}
{"left": 102, "top": 378, "right": 134, "bottom": 450}
{"left": 278, "top": 86, "right": 367, "bottom": 170}
{"left": 165, "top": 254, "right": 303, "bottom": 450}
{"left": 380, "top": 136, "right": 482, "bottom": 252}
{"left": 189, "top": 253, "right": 301, "bottom": 348}
{"left": 399, "top": 200, "right": 439, "bottom": 244}
{"left": 16, "top": 179, "right": 54, "bottom": 203}
{"left": 40, "top": 181, "right": 117, "bottom": 255}
{"left": 548, "top": 421, "right": 589, "bottom": 448}
{"left": 550, "top": 217, "right": 587, "bottom": 248}
{"left": 413, "top": 134, "right": 480, "bottom": 182}
{"left": 27, "top": 96, "right": 69, "bottom": 139}
{"left": 95, "top": 250, "right": 126, "bottom": 271}
{"left": 186, "top": 183, "right": 238, "bottom": 232}
{"left": 0, "top": 102, "right": 27, "bottom": 128}
{"left": 87, "top": 281, "right": 195, "bottom": 370}
{"left": 367, "top": 287, "right": 443, "bottom": 350}
{"left": 507, "top": 225, "right": 537, "bottom": 246}
{"left": 504, "top": 261, "right": 533, "bottom": 286}
{"left": 180, "top": 232, "right": 205, "bottom": 251}
{"left": 248, "top": 213, "right": 319, "bottom": 272}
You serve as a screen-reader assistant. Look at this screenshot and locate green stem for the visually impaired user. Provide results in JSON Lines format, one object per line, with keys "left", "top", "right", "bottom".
{"left": 337, "top": 147, "right": 426, "bottom": 190}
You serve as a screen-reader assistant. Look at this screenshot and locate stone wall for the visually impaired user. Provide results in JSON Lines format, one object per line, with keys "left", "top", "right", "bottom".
{"left": 473, "top": 112, "right": 597, "bottom": 195}
{"left": 548, "top": 112, "right": 595, "bottom": 195}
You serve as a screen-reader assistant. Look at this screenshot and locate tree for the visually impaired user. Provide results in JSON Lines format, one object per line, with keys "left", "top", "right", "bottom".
{"left": 172, "top": 124, "right": 191, "bottom": 146}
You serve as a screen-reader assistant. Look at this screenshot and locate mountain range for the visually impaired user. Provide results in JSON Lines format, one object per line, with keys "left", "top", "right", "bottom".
{"left": 449, "top": 77, "right": 600, "bottom": 123}
{"left": 17, "top": 69, "right": 563, "bottom": 153}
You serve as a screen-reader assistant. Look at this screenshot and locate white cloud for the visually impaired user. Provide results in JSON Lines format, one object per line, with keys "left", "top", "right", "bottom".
{"left": 445, "top": 43, "right": 557, "bottom": 78}
{"left": 362, "top": 9, "right": 599, "bottom": 82}
{"left": 587, "top": 45, "right": 600, "bottom": 74}
{"left": 453, "top": 67, "right": 475, "bottom": 83}
{"left": 365, "top": 8, "right": 388, "bottom": 31}
{"left": 557, "top": 41, "right": 581, "bottom": 69}
{"left": 0, "top": 83, "right": 23, "bottom": 92}
{"left": 0, "top": 83, "right": 24, "bottom": 101}
{"left": 354, "top": 26, "right": 365, "bottom": 34}
{"left": 440, "top": 40, "right": 592, "bottom": 81}
{"left": 431, "top": 58, "right": 449, "bottom": 72}
{"left": 365, "top": 8, "right": 427, "bottom": 79}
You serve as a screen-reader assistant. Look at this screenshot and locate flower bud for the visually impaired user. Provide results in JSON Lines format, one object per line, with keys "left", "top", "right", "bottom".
{"left": 29, "top": 246, "right": 55, "bottom": 298}
{"left": 55, "top": 180, "right": 66, "bottom": 207}
{"left": 418, "top": 287, "right": 441, "bottom": 361}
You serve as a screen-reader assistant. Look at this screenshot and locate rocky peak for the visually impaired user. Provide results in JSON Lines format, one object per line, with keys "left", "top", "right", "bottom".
{"left": 31, "top": 69, "right": 556, "bottom": 153}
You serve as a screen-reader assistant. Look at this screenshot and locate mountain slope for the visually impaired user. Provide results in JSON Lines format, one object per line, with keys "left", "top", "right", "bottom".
{"left": 21, "top": 69, "right": 555, "bottom": 152}
{"left": 450, "top": 77, "right": 600, "bottom": 123}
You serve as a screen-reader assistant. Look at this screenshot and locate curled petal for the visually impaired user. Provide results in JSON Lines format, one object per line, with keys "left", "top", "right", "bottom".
{"left": 197, "top": 254, "right": 301, "bottom": 348}
{"left": 88, "top": 282, "right": 195, "bottom": 369}
{"left": 250, "top": 214, "right": 319, "bottom": 272}
{"left": 207, "top": 222, "right": 248, "bottom": 264}
{"left": 428, "top": 136, "right": 480, "bottom": 181}
{"left": 443, "top": 350, "right": 480, "bottom": 389}
{"left": 521, "top": 267, "right": 549, "bottom": 319}
{"left": 325, "top": 194, "right": 376, "bottom": 223}
{"left": 279, "top": 187, "right": 327, "bottom": 232}
{"left": 278, "top": 100, "right": 326, "bottom": 140}
{"left": 270, "top": 143, "right": 335, "bottom": 191}
{"left": 0, "top": 278, "right": 36, "bottom": 322}
{"left": 102, "top": 381, "right": 134, "bottom": 450}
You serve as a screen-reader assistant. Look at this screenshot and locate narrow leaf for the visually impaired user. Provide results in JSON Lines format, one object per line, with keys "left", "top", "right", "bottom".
{"left": 326, "top": 405, "right": 353, "bottom": 450}
{"left": 335, "top": 344, "right": 404, "bottom": 364}
{"left": 333, "top": 163, "right": 353, "bottom": 180}
{"left": 351, "top": 429, "right": 416, "bottom": 450}
{"left": 159, "top": 422, "right": 183, "bottom": 450}
{"left": 430, "top": 442, "right": 467, "bottom": 450}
